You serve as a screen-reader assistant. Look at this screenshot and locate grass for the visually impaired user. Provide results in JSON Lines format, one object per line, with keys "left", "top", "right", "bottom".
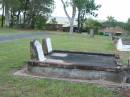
{"left": 0, "top": 30, "right": 123, "bottom": 97}
{"left": 51, "top": 34, "right": 114, "bottom": 53}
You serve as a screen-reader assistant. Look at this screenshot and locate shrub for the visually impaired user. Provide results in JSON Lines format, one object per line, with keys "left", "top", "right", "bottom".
{"left": 35, "top": 15, "right": 47, "bottom": 30}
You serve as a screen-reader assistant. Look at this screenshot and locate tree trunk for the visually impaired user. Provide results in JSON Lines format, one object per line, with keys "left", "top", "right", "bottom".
{"left": 77, "top": 9, "right": 81, "bottom": 33}
{"left": 1, "top": 4, "right": 4, "bottom": 27}
{"left": 81, "top": 12, "right": 86, "bottom": 31}
{"left": 69, "top": 6, "right": 76, "bottom": 33}
{"left": 16, "top": 10, "right": 21, "bottom": 25}
{"left": 5, "top": 4, "right": 10, "bottom": 27}
{"left": 31, "top": 17, "right": 35, "bottom": 29}
{"left": 23, "top": 11, "right": 25, "bottom": 23}
{"left": 10, "top": 11, "right": 14, "bottom": 28}
{"left": 69, "top": 21, "right": 74, "bottom": 33}
{"left": 23, "top": 0, "right": 29, "bottom": 27}
{"left": 60, "top": 0, "right": 76, "bottom": 34}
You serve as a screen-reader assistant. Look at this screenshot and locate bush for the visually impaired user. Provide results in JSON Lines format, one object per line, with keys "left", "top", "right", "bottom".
{"left": 35, "top": 15, "right": 47, "bottom": 30}
{"left": 98, "top": 32, "right": 104, "bottom": 35}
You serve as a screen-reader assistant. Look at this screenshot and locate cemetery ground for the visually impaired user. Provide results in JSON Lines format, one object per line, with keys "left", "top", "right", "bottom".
{"left": 0, "top": 29, "right": 126, "bottom": 97}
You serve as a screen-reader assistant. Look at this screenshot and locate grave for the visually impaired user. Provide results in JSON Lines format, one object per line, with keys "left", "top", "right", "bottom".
{"left": 27, "top": 38, "right": 130, "bottom": 83}
{"left": 117, "top": 38, "right": 130, "bottom": 51}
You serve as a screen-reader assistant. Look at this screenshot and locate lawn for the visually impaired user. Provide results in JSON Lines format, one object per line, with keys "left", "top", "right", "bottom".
{"left": 0, "top": 30, "right": 123, "bottom": 97}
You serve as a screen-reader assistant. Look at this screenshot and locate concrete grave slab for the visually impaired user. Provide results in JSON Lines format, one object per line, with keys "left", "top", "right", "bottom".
{"left": 117, "top": 38, "right": 130, "bottom": 51}
{"left": 28, "top": 38, "right": 130, "bottom": 83}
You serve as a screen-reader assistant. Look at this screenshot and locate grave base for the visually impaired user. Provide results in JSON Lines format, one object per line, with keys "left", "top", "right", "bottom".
{"left": 28, "top": 65, "right": 124, "bottom": 83}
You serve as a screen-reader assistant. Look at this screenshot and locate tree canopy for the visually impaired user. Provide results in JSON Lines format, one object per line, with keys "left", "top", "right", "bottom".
{"left": 75, "top": 0, "right": 101, "bottom": 32}
{"left": 60, "top": 0, "right": 100, "bottom": 33}
{"left": 1, "top": 0, "right": 54, "bottom": 29}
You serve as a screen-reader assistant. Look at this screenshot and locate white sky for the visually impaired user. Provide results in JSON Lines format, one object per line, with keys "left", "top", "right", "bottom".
{"left": 52, "top": 0, "right": 130, "bottom": 22}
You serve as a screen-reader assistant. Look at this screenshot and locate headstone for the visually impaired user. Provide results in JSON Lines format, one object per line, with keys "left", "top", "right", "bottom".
{"left": 46, "top": 38, "right": 53, "bottom": 53}
{"left": 117, "top": 38, "right": 130, "bottom": 51}
{"left": 30, "top": 40, "right": 46, "bottom": 62}
{"left": 117, "top": 38, "right": 123, "bottom": 51}
{"left": 90, "top": 29, "right": 94, "bottom": 37}
{"left": 42, "top": 38, "right": 53, "bottom": 55}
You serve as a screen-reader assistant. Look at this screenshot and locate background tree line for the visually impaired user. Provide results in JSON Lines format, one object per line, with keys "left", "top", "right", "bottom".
{"left": 82, "top": 16, "right": 130, "bottom": 35}
{"left": 1, "top": 0, "right": 130, "bottom": 34}
{"left": 0, "top": 0, "right": 54, "bottom": 29}
{"left": 1, "top": 0, "right": 101, "bottom": 32}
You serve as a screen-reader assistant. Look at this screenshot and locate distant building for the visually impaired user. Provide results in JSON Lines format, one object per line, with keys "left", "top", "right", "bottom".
{"left": 99, "top": 26, "right": 127, "bottom": 36}
{"left": 46, "top": 17, "right": 78, "bottom": 32}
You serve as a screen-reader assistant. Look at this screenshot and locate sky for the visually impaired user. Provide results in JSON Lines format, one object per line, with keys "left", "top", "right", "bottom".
{"left": 52, "top": 0, "right": 130, "bottom": 22}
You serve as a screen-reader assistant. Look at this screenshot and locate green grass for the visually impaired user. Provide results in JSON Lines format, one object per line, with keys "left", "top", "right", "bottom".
{"left": 51, "top": 34, "right": 114, "bottom": 53}
{"left": 0, "top": 32, "right": 123, "bottom": 97}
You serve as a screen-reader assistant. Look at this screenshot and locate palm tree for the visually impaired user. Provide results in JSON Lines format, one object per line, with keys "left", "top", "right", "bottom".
{"left": 107, "top": 16, "right": 116, "bottom": 22}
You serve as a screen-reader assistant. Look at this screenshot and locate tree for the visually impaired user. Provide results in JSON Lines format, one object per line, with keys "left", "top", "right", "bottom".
{"left": 61, "top": 0, "right": 99, "bottom": 33}
{"left": 84, "top": 18, "right": 102, "bottom": 37}
{"left": 0, "top": 0, "right": 54, "bottom": 28}
{"left": 35, "top": 15, "right": 47, "bottom": 29}
{"left": 1, "top": 0, "right": 4, "bottom": 27}
{"left": 23, "top": 0, "right": 54, "bottom": 29}
{"left": 75, "top": 0, "right": 101, "bottom": 32}
{"left": 61, "top": 0, "right": 76, "bottom": 33}
{"left": 2, "top": 0, "right": 10, "bottom": 27}
{"left": 107, "top": 16, "right": 116, "bottom": 23}
{"left": 125, "top": 18, "right": 130, "bottom": 31}
{"left": 0, "top": 0, "right": 23, "bottom": 27}
{"left": 102, "top": 16, "right": 117, "bottom": 27}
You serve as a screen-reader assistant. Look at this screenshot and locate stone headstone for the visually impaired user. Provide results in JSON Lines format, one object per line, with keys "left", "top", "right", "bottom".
{"left": 46, "top": 38, "right": 53, "bottom": 53}
{"left": 117, "top": 38, "right": 130, "bottom": 51}
{"left": 90, "top": 29, "right": 94, "bottom": 37}
{"left": 42, "top": 38, "right": 53, "bottom": 55}
{"left": 117, "top": 38, "right": 123, "bottom": 51}
{"left": 30, "top": 40, "right": 46, "bottom": 62}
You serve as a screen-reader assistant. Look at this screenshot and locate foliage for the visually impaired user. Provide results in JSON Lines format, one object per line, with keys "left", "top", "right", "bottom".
{"left": 49, "top": 18, "right": 57, "bottom": 24}
{"left": 35, "top": 15, "right": 48, "bottom": 29}
{"left": 102, "top": 16, "right": 117, "bottom": 28}
{"left": 102, "top": 16, "right": 129, "bottom": 33}
{"left": 25, "top": 0, "right": 54, "bottom": 28}
{"left": 74, "top": 0, "right": 101, "bottom": 32}
{"left": 107, "top": 16, "right": 116, "bottom": 22}
{"left": 0, "top": 15, "right": 5, "bottom": 25}
{"left": 125, "top": 18, "right": 130, "bottom": 32}
{"left": 83, "top": 18, "right": 102, "bottom": 34}
{"left": 0, "top": 0, "right": 54, "bottom": 29}
{"left": 60, "top": 0, "right": 77, "bottom": 33}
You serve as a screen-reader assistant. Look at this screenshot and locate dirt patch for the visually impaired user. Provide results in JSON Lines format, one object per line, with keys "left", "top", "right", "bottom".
{"left": 120, "top": 87, "right": 130, "bottom": 97}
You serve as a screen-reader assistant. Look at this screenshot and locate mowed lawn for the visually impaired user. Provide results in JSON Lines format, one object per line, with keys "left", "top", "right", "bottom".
{"left": 0, "top": 30, "right": 123, "bottom": 97}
